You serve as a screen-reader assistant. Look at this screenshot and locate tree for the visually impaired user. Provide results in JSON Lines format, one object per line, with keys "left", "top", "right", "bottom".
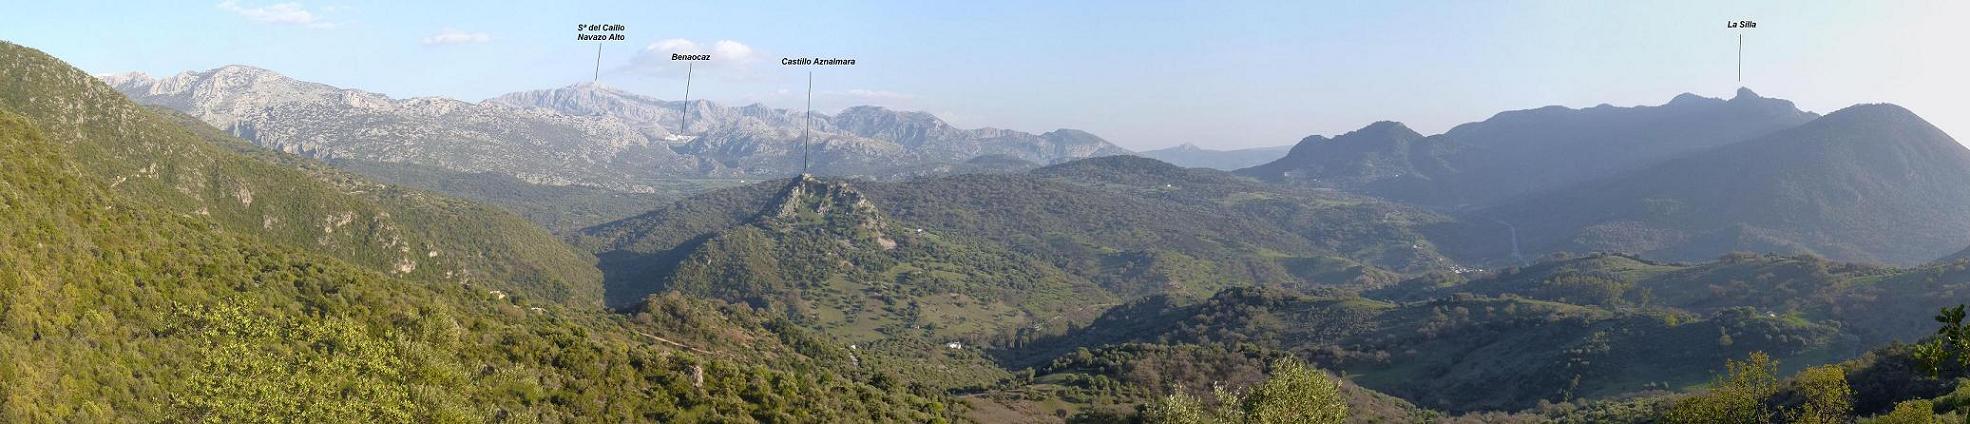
{"left": 1789, "top": 365, "right": 1853, "bottom": 424}
{"left": 1242, "top": 358, "right": 1348, "bottom": 424}
{"left": 1143, "top": 389, "right": 1211, "bottom": 424}
{"left": 1140, "top": 358, "right": 1348, "bottom": 424}
{"left": 1867, "top": 400, "right": 1938, "bottom": 424}
{"left": 1917, "top": 305, "right": 1970, "bottom": 377}
{"left": 1666, "top": 352, "right": 1780, "bottom": 424}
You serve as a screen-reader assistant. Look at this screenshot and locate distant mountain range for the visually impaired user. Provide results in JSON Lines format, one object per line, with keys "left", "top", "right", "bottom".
{"left": 108, "top": 65, "right": 1970, "bottom": 266}
{"left": 1240, "top": 89, "right": 1970, "bottom": 265}
{"left": 1135, "top": 143, "right": 1291, "bottom": 170}
{"left": 1239, "top": 88, "right": 1818, "bottom": 209}
{"left": 103, "top": 66, "right": 1132, "bottom": 193}
{"left": 1472, "top": 103, "right": 1970, "bottom": 264}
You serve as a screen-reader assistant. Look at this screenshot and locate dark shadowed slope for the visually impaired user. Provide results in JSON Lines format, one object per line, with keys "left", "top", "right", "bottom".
{"left": 1476, "top": 103, "right": 1970, "bottom": 264}
{"left": 1239, "top": 89, "right": 1817, "bottom": 208}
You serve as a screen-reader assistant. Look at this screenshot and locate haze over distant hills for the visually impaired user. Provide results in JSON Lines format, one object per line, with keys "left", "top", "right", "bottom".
{"left": 1236, "top": 89, "right": 1970, "bottom": 265}
{"left": 103, "top": 66, "right": 1132, "bottom": 193}
{"left": 574, "top": 156, "right": 1454, "bottom": 308}
{"left": 1239, "top": 88, "right": 1819, "bottom": 209}
{"left": 1136, "top": 143, "right": 1291, "bottom": 170}
{"left": 103, "top": 63, "right": 1970, "bottom": 267}
{"left": 1474, "top": 103, "right": 1970, "bottom": 264}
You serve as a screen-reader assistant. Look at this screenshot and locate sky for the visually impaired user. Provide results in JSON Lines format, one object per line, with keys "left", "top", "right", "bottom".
{"left": 2, "top": 1, "right": 1966, "bottom": 150}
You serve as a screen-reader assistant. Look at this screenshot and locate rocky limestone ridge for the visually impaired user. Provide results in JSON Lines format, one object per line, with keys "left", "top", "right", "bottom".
{"left": 490, "top": 84, "right": 1134, "bottom": 169}
{"left": 104, "top": 66, "right": 1134, "bottom": 193}
{"left": 766, "top": 174, "right": 896, "bottom": 250}
{"left": 107, "top": 66, "right": 679, "bottom": 191}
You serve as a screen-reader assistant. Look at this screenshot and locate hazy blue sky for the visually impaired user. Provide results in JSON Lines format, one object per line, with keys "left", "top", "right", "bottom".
{"left": 4, "top": 1, "right": 1965, "bottom": 149}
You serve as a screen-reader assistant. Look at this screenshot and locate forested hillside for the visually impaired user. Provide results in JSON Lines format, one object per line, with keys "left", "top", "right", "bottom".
{"left": 0, "top": 41, "right": 956, "bottom": 423}
{"left": 987, "top": 251, "right": 1970, "bottom": 420}
{"left": 569, "top": 149, "right": 1970, "bottom": 420}
{"left": 575, "top": 156, "right": 1456, "bottom": 323}
{"left": 0, "top": 42, "right": 601, "bottom": 305}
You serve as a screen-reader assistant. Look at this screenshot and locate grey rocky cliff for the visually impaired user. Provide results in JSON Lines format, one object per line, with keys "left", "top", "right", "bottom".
{"left": 107, "top": 66, "right": 1132, "bottom": 192}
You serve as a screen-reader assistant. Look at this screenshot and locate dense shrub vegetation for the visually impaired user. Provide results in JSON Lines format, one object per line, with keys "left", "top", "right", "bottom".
{"left": 0, "top": 42, "right": 601, "bottom": 306}
{"left": 9, "top": 38, "right": 1970, "bottom": 423}
{"left": 0, "top": 43, "right": 953, "bottom": 422}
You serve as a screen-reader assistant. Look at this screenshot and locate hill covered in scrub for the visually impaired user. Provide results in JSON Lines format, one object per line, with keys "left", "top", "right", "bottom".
{"left": 0, "top": 42, "right": 601, "bottom": 305}
{"left": 0, "top": 40, "right": 956, "bottom": 423}
{"left": 562, "top": 154, "right": 1970, "bottom": 416}
{"left": 991, "top": 251, "right": 1970, "bottom": 416}
{"left": 574, "top": 156, "right": 1458, "bottom": 318}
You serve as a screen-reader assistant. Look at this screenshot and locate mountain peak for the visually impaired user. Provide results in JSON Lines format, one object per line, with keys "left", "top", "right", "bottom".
{"left": 558, "top": 81, "right": 632, "bottom": 95}
{"left": 1821, "top": 102, "right": 1918, "bottom": 121}
{"left": 1041, "top": 128, "right": 1106, "bottom": 143}
{"left": 1733, "top": 87, "right": 1762, "bottom": 100}
{"left": 1668, "top": 92, "right": 1716, "bottom": 105}
{"left": 1804, "top": 103, "right": 1938, "bottom": 141}
{"left": 1341, "top": 121, "right": 1423, "bottom": 141}
{"left": 99, "top": 71, "right": 156, "bottom": 87}
{"left": 208, "top": 64, "right": 283, "bottom": 79}
{"left": 140, "top": 64, "right": 315, "bottom": 94}
{"left": 835, "top": 105, "right": 942, "bottom": 124}
{"left": 1943, "top": 245, "right": 1970, "bottom": 264}
{"left": 839, "top": 104, "right": 894, "bottom": 113}
{"left": 1363, "top": 120, "right": 1408, "bottom": 129}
